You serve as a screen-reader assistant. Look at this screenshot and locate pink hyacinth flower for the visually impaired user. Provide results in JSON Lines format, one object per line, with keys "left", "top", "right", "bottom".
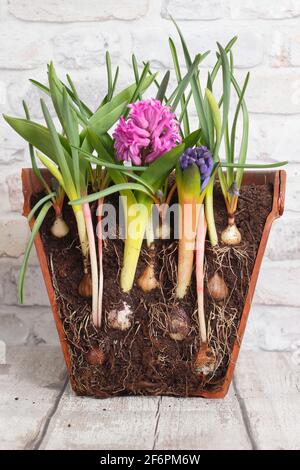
{"left": 113, "top": 98, "right": 181, "bottom": 165}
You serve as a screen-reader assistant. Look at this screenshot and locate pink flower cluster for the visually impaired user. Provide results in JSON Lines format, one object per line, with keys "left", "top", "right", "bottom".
{"left": 113, "top": 99, "right": 181, "bottom": 165}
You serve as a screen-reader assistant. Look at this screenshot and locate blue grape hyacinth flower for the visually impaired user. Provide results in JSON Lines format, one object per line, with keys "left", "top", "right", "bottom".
{"left": 179, "top": 146, "right": 213, "bottom": 191}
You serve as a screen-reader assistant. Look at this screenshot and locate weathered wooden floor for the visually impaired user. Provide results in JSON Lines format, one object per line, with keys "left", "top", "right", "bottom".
{"left": 0, "top": 346, "right": 299, "bottom": 450}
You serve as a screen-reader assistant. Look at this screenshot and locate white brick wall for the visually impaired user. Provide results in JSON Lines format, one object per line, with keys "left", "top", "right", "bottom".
{"left": 0, "top": 0, "right": 299, "bottom": 351}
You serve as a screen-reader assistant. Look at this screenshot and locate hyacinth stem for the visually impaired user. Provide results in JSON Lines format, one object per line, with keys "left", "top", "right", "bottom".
{"left": 74, "top": 206, "right": 89, "bottom": 271}
{"left": 176, "top": 200, "right": 201, "bottom": 299}
{"left": 97, "top": 198, "right": 104, "bottom": 329}
{"left": 82, "top": 203, "right": 99, "bottom": 327}
{"left": 196, "top": 205, "right": 207, "bottom": 344}
{"left": 120, "top": 196, "right": 152, "bottom": 293}
{"left": 205, "top": 179, "right": 218, "bottom": 248}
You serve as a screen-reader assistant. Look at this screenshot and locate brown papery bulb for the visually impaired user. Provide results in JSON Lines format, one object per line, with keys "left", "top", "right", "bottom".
{"left": 86, "top": 347, "right": 105, "bottom": 365}
{"left": 221, "top": 223, "right": 241, "bottom": 246}
{"left": 169, "top": 307, "right": 189, "bottom": 341}
{"left": 78, "top": 273, "right": 92, "bottom": 298}
{"left": 50, "top": 216, "right": 69, "bottom": 238}
{"left": 137, "top": 264, "right": 159, "bottom": 293}
{"left": 107, "top": 301, "right": 133, "bottom": 331}
{"left": 207, "top": 273, "right": 228, "bottom": 301}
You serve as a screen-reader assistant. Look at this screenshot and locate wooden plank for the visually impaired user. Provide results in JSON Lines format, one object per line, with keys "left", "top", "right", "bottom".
{"left": 234, "top": 351, "right": 300, "bottom": 450}
{"left": 43, "top": 389, "right": 159, "bottom": 450}
{"left": 0, "top": 345, "right": 66, "bottom": 450}
{"left": 154, "top": 387, "right": 252, "bottom": 450}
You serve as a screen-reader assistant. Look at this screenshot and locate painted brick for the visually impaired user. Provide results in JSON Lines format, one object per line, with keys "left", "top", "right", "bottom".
{"left": 162, "top": 0, "right": 226, "bottom": 20}
{"left": 244, "top": 70, "right": 300, "bottom": 114}
{"left": 8, "top": 0, "right": 149, "bottom": 22}
{"left": 53, "top": 27, "right": 121, "bottom": 70}
{"left": 0, "top": 217, "right": 29, "bottom": 257}
{"left": 0, "top": 25, "right": 52, "bottom": 70}
{"left": 6, "top": 172, "right": 22, "bottom": 212}
{"left": 230, "top": 0, "right": 300, "bottom": 20}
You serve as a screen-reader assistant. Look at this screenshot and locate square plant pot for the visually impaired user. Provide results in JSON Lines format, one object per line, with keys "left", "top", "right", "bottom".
{"left": 22, "top": 168, "right": 286, "bottom": 398}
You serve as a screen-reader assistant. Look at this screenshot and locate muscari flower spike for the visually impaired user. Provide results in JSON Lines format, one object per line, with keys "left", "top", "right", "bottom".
{"left": 113, "top": 98, "right": 181, "bottom": 165}
{"left": 179, "top": 146, "right": 213, "bottom": 191}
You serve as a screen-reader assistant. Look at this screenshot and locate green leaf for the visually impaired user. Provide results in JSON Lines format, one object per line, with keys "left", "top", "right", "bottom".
{"left": 70, "top": 182, "right": 154, "bottom": 206}
{"left": 205, "top": 88, "right": 221, "bottom": 153}
{"left": 87, "top": 129, "right": 137, "bottom": 205}
{"left": 72, "top": 145, "right": 148, "bottom": 171}
{"left": 89, "top": 75, "right": 156, "bottom": 132}
{"left": 124, "top": 62, "right": 150, "bottom": 118}
{"left": 183, "top": 128, "right": 202, "bottom": 148}
{"left": 106, "top": 51, "right": 113, "bottom": 101}
{"left": 217, "top": 43, "right": 231, "bottom": 139}
{"left": 172, "top": 18, "right": 210, "bottom": 145}
{"left": 230, "top": 72, "right": 250, "bottom": 161}
{"left": 48, "top": 63, "right": 88, "bottom": 127}
{"left": 3, "top": 115, "right": 70, "bottom": 164}
{"left": 62, "top": 88, "right": 81, "bottom": 194}
{"left": 30, "top": 77, "right": 92, "bottom": 118}
{"left": 210, "top": 36, "right": 237, "bottom": 84}
{"left": 132, "top": 54, "right": 141, "bottom": 100}
{"left": 27, "top": 192, "right": 56, "bottom": 222}
{"left": 169, "top": 37, "right": 190, "bottom": 136}
{"left": 220, "top": 161, "right": 288, "bottom": 169}
{"left": 36, "top": 151, "right": 65, "bottom": 189}
{"left": 66, "top": 74, "right": 92, "bottom": 118}
{"left": 170, "top": 54, "right": 202, "bottom": 113}
{"left": 40, "top": 99, "right": 77, "bottom": 199}
{"left": 231, "top": 73, "right": 250, "bottom": 188}
{"left": 140, "top": 143, "right": 185, "bottom": 190}
{"left": 18, "top": 201, "right": 52, "bottom": 303}
{"left": 22, "top": 101, "right": 52, "bottom": 195}
{"left": 156, "top": 70, "right": 170, "bottom": 103}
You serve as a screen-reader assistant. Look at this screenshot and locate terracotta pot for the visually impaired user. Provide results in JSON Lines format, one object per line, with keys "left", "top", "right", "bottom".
{"left": 22, "top": 168, "right": 286, "bottom": 398}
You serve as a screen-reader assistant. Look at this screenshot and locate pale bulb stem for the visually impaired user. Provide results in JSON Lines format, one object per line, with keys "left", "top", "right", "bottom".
{"left": 196, "top": 205, "right": 208, "bottom": 344}
{"left": 97, "top": 198, "right": 104, "bottom": 330}
{"left": 83, "top": 202, "right": 99, "bottom": 328}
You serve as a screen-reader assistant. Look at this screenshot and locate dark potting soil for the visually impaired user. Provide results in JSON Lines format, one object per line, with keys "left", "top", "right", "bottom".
{"left": 33, "top": 183, "right": 273, "bottom": 397}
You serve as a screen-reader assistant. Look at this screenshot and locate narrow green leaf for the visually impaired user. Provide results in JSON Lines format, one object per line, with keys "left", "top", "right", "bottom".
{"left": 210, "top": 36, "right": 237, "bottom": 84}
{"left": 18, "top": 201, "right": 52, "bottom": 303}
{"left": 35, "top": 151, "right": 65, "bottom": 189}
{"left": 156, "top": 71, "right": 170, "bottom": 103}
{"left": 106, "top": 51, "right": 113, "bottom": 101}
{"left": 220, "top": 161, "right": 288, "bottom": 169}
{"left": 40, "top": 99, "right": 77, "bottom": 199}
{"left": 22, "top": 101, "right": 52, "bottom": 195}
{"left": 124, "top": 62, "right": 150, "bottom": 118}
{"left": 169, "top": 37, "right": 190, "bottom": 136}
{"left": 230, "top": 72, "right": 250, "bottom": 164}
{"left": 231, "top": 74, "right": 250, "bottom": 188}
{"left": 66, "top": 74, "right": 92, "bottom": 118}
{"left": 27, "top": 192, "right": 56, "bottom": 222}
{"left": 172, "top": 18, "right": 210, "bottom": 145}
{"left": 217, "top": 43, "right": 231, "bottom": 139}
{"left": 62, "top": 88, "right": 81, "bottom": 194}
{"left": 72, "top": 145, "right": 148, "bottom": 171}
{"left": 170, "top": 54, "right": 202, "bottom": 113}
{"left": 70, "top": 183, "right": 153, "bottom": 205}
